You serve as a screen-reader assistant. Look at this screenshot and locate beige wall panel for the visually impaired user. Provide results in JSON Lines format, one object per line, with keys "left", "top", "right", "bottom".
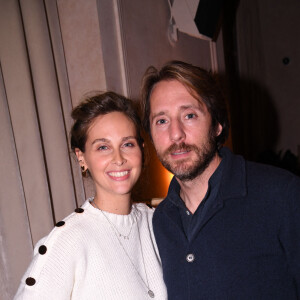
{"left": 97, "top": 0, "right": 128, "bottom": 96}
{"left": 57, "top": 0, "right": 107, "bottom": 106}
{"left": 19, "top": 0, "right": 76, "bottom": 221}
{"left": 118, "top": 0, "right": 212, "bottom": 100}
{"left": 0, "top": 0, "right": 53, "bottom": 245}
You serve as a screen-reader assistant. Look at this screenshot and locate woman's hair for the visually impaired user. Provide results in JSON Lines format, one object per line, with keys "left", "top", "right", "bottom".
{"left": 70, "top": 91, "right": 144, "bottom": 153}
{"left": 140, "top": 60, "right": 230, "bottom": 149}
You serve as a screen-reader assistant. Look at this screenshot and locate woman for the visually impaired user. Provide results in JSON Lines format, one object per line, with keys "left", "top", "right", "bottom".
{"left": 14, "top": 92, "right": 167, "bottom": 300}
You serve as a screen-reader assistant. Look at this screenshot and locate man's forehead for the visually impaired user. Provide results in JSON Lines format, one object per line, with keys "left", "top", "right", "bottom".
{"left": 149, "top": 82, "right": 206, "bottom": 114}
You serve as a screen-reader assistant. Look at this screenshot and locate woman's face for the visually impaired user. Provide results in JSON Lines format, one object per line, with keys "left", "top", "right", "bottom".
{"left": 76, "top": 112, "right": 142, "bottom": 198}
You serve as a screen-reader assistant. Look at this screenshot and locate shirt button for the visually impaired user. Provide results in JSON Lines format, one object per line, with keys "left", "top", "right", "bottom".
{"left": 186, "top": 253, "right": 195, "bottom": 262}
{"left": 186, "top": 210, "right": 190, "bottom": 215}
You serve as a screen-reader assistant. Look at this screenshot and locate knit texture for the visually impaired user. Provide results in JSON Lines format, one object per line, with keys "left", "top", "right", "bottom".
{"left": 14, "top": 200, "right": 167, "bottom": 300}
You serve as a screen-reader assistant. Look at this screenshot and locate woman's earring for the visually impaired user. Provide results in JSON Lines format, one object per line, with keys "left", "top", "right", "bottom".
{"left": 79, "top": 161, "right": 88, "bottom": 177}
{"left": 81, "top": 166, "right": 88, "bottom": 177}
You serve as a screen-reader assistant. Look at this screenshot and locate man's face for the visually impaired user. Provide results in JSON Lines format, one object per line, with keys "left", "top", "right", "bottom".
{"left": 149, "top": 80, "right": 222, "bottom": 181}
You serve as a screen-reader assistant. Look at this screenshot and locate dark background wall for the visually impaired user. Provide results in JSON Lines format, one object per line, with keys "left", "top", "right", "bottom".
{"left": 223, "top": 0, "right": 300, "bottom": 175}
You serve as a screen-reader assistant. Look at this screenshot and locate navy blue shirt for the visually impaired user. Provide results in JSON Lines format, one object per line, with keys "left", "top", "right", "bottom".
{"left": 153, "top": 147, "right": 300, "bottom": 300}
{"left": 168, "top": 157, "right": 224, "bottom": 241}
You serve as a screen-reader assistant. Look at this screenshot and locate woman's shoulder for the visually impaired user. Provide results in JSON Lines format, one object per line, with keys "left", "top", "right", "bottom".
{"left": 14, "top": 200, "right": 97, "bottom": 299}
{"left": 132, "top": 202, "right": 155, "bottom": 221}
{"left": 35, "top": 200, "right": 95, "bottom": 251}
{"left": 133, "top": 202, "right": 154, "bottom": 212}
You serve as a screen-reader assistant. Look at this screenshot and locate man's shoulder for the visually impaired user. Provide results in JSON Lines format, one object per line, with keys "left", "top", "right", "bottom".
{"left": 154, "top": 197, "right": 169, "bottom": 212}
{"left": 153, "top": 196, "right": 176, "bottom": 222}
{"left": 242, "top": 160, "right": 300, "bottom": 202}
{"left": 246, "top": 159, "right": 299, "bottom": 183}
{"left": 222, "top": 147, "right": 299, "bottom": 184}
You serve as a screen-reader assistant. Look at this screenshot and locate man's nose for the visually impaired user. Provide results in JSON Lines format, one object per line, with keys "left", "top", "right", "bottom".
{"left": 169, "top": 119, "right": 185, "bottom": 142}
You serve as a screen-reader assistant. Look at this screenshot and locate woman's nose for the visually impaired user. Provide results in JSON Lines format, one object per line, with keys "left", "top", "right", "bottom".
{"left": 112, "top": 150, "right": 127, "bottom": 166}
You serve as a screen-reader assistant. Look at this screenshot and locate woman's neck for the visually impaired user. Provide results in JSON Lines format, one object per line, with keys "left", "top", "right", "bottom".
{"left": 92, "top": 193, "right": 132, "bottom": 215}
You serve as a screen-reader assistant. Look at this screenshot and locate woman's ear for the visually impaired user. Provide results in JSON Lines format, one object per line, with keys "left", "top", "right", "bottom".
{"left": 75, "top": 148, "right": 85, "bottom": 166}
{"left": 75, "top": 148, "right": 89, "bottom": 177}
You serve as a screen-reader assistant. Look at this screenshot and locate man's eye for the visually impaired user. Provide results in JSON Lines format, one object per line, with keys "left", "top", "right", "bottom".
{"left": 186, "top": 113, "right": 196, "bottom": 119}
{"left": 98, "top": 145, "right": 108, "bottom": 150}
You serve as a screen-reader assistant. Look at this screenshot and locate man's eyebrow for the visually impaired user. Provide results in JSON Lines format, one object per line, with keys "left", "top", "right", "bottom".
{"left": 151, "top": 111, "right": 166, "bottom": 120}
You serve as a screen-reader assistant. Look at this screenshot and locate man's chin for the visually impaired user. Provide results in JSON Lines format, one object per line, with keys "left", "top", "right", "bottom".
{"left": 163, "top": 162, "right": 195, "bottom": 180}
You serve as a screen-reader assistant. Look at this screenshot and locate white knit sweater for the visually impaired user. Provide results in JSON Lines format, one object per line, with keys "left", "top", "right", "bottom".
{"left": 14, "top": 200, "right": 167, "bottom": 300}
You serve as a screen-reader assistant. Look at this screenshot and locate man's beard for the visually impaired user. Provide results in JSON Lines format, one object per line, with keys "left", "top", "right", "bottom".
{"left": 157, "top": 128, "right": 218, "bottom": 182}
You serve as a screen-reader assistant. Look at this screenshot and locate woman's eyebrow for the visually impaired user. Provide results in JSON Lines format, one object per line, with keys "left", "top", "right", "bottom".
{"left": 91, "top": 138, "right": 109, "bottom": 145}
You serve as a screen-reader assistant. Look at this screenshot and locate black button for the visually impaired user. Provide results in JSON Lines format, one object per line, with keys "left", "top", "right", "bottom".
{"left": 75, "top": 208, "right": 84, "bottom": 213}
{"left": 55, "top": 221, "right": 65, "bottom": 227}
{"left": 38, "top": 245, "right": 47, "bottom": 255}
{"left": 25, "top": 277, "right": 36, "bottom": 286}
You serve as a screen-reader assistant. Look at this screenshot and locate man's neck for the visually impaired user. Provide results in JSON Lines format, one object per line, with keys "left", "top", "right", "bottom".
{"left": 178, "top": 153, "right": 221, "bottom": 214}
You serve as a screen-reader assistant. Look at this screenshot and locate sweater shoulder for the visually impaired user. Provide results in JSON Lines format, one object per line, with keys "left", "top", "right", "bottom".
{"left": 133, "top": 202, "right": 155, "bottom": 220}
{"left": 15, "top": 205, "right": 94, "bottom": 298}
{"left": 33, "top": 200, "right": 96, "bottom": 257}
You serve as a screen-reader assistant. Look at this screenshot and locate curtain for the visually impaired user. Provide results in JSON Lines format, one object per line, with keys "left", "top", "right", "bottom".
{"left": 0, "top": 0, "right": 88, "bottom": 297}
{"left": 233, "top": 0, "right": 280, "bottom": 161}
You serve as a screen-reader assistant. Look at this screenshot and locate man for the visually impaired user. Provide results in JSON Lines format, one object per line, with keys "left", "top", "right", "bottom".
{"left": 140, "top": 60, "right": 300, "bottom": 300}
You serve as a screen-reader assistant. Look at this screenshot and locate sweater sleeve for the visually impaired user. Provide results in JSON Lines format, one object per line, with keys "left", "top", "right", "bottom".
{"left": 278, "top": 175, "right": 300, "bottom": 297}
{"left": 14, "top": 221, "right": 77, "bottom": 300}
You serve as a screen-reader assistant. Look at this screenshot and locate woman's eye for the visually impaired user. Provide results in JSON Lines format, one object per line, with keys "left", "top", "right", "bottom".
{"left": 123, "top": 142, "right": 134, "bottom": 147}
{"left": 156, "top": 119, "right": 167, "bottom": 125}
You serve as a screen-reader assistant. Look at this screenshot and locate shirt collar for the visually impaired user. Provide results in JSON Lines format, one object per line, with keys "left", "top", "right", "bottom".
{"left": 167, "top": 150, "right": 225, "bottom": 208}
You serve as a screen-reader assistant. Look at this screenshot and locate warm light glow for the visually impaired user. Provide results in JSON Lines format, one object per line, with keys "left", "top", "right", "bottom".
{"left": 163, "top": 168, "right": 173, "bottom": 189}
{"left": 150, "top": 168, "right": 173, "bottom": 207}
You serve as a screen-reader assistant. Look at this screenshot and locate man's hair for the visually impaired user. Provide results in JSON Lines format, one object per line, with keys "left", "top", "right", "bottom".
{"left": 140, "top": 60, "right": 229, "bottom": 149}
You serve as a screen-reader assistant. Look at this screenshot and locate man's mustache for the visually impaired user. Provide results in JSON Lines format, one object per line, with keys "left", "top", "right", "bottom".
{"left": 164, "top": 142, "right": 198, "bottom": 156}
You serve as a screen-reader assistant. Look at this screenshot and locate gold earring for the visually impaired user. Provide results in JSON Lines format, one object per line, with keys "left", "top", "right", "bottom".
{"left": 81, "top": 165, "right": 88, "bottom": 177}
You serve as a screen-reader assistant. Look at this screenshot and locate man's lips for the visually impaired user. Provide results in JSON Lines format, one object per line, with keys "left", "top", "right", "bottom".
{"left": 165, "top": 142, "right": 195, "bottom": 159}
{"left": 171, "top": 149, "right": 191, "bottom": 156}
{"left": 170, "top": 150, "right": 191, "bottom": 160}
